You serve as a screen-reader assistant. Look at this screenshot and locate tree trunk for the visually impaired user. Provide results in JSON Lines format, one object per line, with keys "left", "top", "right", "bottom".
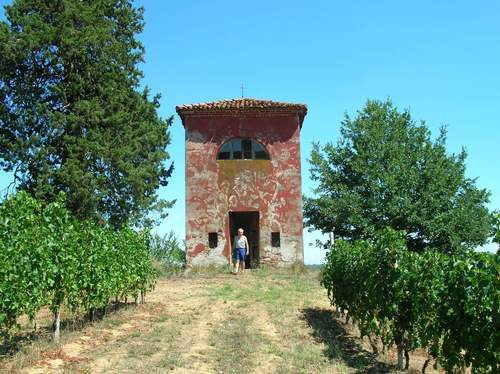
{"left": 52, "top": 309, "right": 61, "bottom": 342}
{"left": 141, "top": 290, "right": 145, "bottom": 304}
{"left": 422, "top": 358, "right": 430, "bottom": 374}
{"left": 404, "top": 349, "right": 410, "bottom": 370}
{"left": 397, "top": 345, "right": 404, "bottom": 370}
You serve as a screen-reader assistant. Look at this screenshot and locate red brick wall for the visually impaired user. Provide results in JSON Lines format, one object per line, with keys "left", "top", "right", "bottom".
{"left": 184, "top": 113, "right": 304, "bottom": 266}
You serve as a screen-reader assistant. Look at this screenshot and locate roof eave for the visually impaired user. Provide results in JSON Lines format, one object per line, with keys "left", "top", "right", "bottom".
{"left": 176, "top": 108, "right": 307, "bottom": 128}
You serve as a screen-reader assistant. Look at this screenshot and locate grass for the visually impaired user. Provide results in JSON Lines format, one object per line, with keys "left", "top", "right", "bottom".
{"left": 205, "top": 269, "right": 355, "bottom": 373}
{"left": 158, "top": 352, "right": 182, "bottom": 369}
{"left": 209, "top": 310, "right": 264, "bottom": 374}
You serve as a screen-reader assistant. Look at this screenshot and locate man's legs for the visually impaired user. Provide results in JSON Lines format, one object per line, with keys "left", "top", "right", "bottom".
{"left": 240, "top": 258, "right": 246, "bottom": 273}
{"left": 234, "top": 260, "right": 240, "bottom": 274}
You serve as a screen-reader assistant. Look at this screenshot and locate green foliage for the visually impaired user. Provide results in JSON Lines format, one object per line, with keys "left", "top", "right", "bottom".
{"left": 149, "top": 231, "right": 186, "bottom": 276}
{"left": 0, "top": 0, "right": 174, "bottom": 228}
{"left": 322, "top": 227, "right": 499, "bottom": 372}
{"left": 305, "top": 99, "right": 492, "bottom": 253}
{"left": 492, "top": 211, "right": 500, "bottom": 251}
{"left": 0, "top": 192, "right": 52, "bottom": 337}
{"left": 0, "top": 191, "right": 157, "bottom": 341}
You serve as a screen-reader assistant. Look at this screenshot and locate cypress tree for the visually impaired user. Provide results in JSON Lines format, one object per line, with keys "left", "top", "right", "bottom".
{"left": 0, "top": 0, "right": 173, "bottom": 228}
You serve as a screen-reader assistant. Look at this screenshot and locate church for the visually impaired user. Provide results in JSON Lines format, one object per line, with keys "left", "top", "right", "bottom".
{"left": 176, "top": 98, "right": 307, "bottom": 267}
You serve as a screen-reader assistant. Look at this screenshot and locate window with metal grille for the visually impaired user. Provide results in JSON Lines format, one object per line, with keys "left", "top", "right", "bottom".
{"left": 217, "top": 138, "right": 270, "bottom": 160}
{"left": 208, "top": 232, "right": 218, "bottom": 248}
{"left": 271, "top": 232, "right": 281, "bottom": 247}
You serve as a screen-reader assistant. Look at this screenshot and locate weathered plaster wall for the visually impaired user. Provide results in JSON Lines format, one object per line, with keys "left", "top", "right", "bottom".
{"left": 185, "top": 113, "right": 304, "bottom": 266}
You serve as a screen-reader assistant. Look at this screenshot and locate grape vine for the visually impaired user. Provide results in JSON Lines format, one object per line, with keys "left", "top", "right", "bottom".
{"left": 0, "top": 191, "right": 157, "bottom": 343}
{"left": 322, "top": 228, "right": 499, "bottom": 372}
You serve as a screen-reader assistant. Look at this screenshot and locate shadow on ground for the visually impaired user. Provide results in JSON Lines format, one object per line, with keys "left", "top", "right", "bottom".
{"left": 0, "top": 300, "right": 134, "bottom": 356}
{"left": 302, "top": 307, "right": 393, "bottom": 373}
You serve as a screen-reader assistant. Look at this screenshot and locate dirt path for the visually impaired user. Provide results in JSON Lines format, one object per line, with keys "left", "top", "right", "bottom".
{"left": 2, "top": 270, "right": 440, "bottom": 373}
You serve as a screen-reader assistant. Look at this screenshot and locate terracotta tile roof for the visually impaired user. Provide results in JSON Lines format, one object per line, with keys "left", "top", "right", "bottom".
{"left": 176, "top": 98, "right": 307, "bottom": 125}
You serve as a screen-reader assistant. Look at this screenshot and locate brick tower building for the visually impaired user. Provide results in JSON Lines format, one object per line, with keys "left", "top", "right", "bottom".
{"left": 176, "top": 98, "right": 307, "bottom": 267}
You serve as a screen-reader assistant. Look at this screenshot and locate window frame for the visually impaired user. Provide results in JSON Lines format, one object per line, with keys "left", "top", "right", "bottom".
{"left": 216, "top": 138, "right": 270, "bottom": 160}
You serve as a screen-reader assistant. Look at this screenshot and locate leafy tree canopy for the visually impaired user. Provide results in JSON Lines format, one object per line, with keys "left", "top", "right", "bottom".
{"left": 0, "top": 0, "right": 173, "bottom": 228}
{"left": 304, "top": 99, "right": 492, "bottom": 253}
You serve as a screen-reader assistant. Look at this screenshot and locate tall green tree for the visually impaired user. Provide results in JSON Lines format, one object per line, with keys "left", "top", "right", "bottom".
{"left": 304, "top": 99, "right": 491, "bottom": 253}
{"left": 0, "top": 0, "right": 173, "bottom": 228}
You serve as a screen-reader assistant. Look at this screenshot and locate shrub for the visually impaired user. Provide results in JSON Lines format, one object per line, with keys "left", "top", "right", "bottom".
{"left": 149, "top": 231, "right": 186, "bottom": 276}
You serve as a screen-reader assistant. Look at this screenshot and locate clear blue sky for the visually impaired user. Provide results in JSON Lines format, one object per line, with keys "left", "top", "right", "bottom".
{"left": 1, "top": 1, "right": 499, "bottom": 262}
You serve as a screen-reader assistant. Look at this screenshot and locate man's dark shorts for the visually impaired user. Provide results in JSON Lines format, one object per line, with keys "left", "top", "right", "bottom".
{"left": 235, "top": 248, "right": 246, "bottom": 262}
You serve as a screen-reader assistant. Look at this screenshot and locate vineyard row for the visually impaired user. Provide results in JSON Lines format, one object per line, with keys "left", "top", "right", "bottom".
{"left": 322, "top": 228, "right": 499, "bottom": 373}
{"left": 0, "top": 191, "right": 157, "bottom": 342}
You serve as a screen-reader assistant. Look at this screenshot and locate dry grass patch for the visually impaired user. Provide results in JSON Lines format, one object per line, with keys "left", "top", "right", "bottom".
{"left": 208, "top": 309, "right": 265, "bottom": 374}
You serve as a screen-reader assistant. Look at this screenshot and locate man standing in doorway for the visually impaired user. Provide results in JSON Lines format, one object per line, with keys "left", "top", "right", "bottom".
{"left": 233, "top": 228, "right": 250, "bottom": 274}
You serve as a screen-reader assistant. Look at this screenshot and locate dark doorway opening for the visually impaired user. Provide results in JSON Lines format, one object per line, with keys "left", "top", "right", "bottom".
{"left": 229, "top": 211, "right": 260, "bottom": 269}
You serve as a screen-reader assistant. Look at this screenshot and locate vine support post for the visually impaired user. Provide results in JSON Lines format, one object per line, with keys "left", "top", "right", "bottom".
{"left": 52, "top": 308, "right": 61, "bottom": 342}
{"left": 404, "top": 349, "right": 410, "bottom": 370}
{"left": 368, "top": 334, "right": 379, "bottom": 355}
{"left": 397, "top": 345, "right": 404, "bottom": 370}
